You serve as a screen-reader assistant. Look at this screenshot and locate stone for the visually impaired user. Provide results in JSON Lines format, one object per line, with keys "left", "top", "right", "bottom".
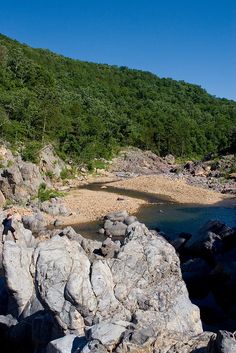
{"left": 100, "top": 237, "right": 120, "bottom": 257}
{"left": 87, "top": 321, "right": 131, "bottom": 351}
{"left": 22, "top": 213, "right": 45, "bottom": 234}
{"left": 107, "top": 221, "right": 127, "bottom": 237}
{"left": 0, "top": 314, "right": 17, "bottom": 328}
{"left": 207, "top": 330, "right": 236, "bottom": 353}
{"left": 165, "top": 154, "right": 175, "bottom": 164}
{"left": 81, "top": 340, "right": 107, "bottom": 353}
{"left": 35, "top": 236, "right": 96, "bottom": 334}
{"left": 0, "top": 190, "right": 5, "bottom": 207}
{"left": 46, "top": 334, "right": 87, "bottom": 353}
{"left": 39, "top": 145, "right": 66, "bottom": 179}
{"left": 105, "top": 210, "right": 129, "bottom": 222}
{"left": 54, "top": 219, "right": 63, "bottom": 227}
{"left": 124, "top": 215, "right": 137, "bottom": 226}
{"left": 98, "top": 228, "right": 105, "bottom": 235}
{"left": 3, "top": 242, "right": 34, "bottom": 318}
{"left": 2, "top": 220, "right": 203, "bottom": 347}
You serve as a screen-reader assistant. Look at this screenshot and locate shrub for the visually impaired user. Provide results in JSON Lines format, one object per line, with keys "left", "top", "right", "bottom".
{"left": 22, "top": 141, "right": 41, "bottom": 164}
{"left": 37, "top": 183, "right": 64, "bottom": 202}
{"left": 45, "top": 170, "right": 55, "bottom": 180}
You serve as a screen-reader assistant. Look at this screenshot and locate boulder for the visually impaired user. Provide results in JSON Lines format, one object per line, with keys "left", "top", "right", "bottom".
{"left": 100, "top": 237, "right": 120, "bottom": 257}
{"left": 106, "top": 221, "right": 127, "bottom": 237}
{"left": 46, "top": 334, "right": 87, "bottom": 353}
{"left": 40, "top": 200, "right": 71, "bottom": 217}
{"left": 207, "top": 330, "right": 236, "bottom": 352}
{"left": 185, "top": 220, "right": 234, "bottom": 257}
{"left": 3, "top": 242, "right": 35, "bottom": 318}
{"left": 165, "top": 154, "right": 175, "bottom": 164}
{"left": 87, "top": 321, "right": 131, "bottom": 351}
{"left": 124, "top": 215, "right": 137, "bottom": 226}
{"left": 105, "top": 210, "right": 129, "bottom": 222}
{"left": 35, "top": 236, "right": 96, "bottom": 334}
{"left": 39, "top": 145, "right": 66, "bottom": 179}
{"left": 2, "top": 221, "right": 203, "bottom": 348}
{"left": 22, "top": 212, "right": 46, "bottom": 234}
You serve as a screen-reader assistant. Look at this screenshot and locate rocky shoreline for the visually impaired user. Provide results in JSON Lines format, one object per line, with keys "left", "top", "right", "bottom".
{"left": 0, "top": 145, "right": 236, "bottom": 352}
{"left": 0, "top": 210, "right": 236, "bottom": 352}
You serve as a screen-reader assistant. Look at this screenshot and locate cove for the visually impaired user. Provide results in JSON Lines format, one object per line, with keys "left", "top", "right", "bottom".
{"left": 71, "top": 182, "right": 236, "bottom": 241}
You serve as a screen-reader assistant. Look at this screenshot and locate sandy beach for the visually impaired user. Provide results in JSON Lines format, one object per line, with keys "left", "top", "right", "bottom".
{"left": 108, "top": 175, "right": 229, "bottom": 205}
{"left": 58, "top": 174, "right": 232, "bottom": 226}
{"left": 8, "top": 174, "right": 232, "bottom": 227}
{"left": 62, "top": 187, "right": 147, "bottom": 224}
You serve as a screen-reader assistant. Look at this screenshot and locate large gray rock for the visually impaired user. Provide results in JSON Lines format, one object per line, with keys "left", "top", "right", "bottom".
{"left": 207, "top": 330, "right": 236, "bottom": 353}
{"left": 2, "top": 221, "right": 203, "bottom": 349}
{"left": 105, "top": 210, "right": 129, "bottom": 222}
{"left": 87, "top": 321, "right": 131, "bottom": 351}
{"left": 34, "top": 236, "right": 96, "bottom": 334}
{"left": 46, "top": 334, "right": 86, "bottom": 353}
{"left": 39, "top": 145, "right": 66, "bottom": 179}
{"left": 0, "top": 158, "right": 44, "bottom": 202}
{"left": 22, "top": 212, "right": 46, "bottom": 234}
{"left": 3, "top": 242, "right": 35, "bottom": 318}
{"left": 40, "top": 200, "right": 71, "bottom": 217}
{"left": 117, "top": 331, "right": 213, "bottom": 353}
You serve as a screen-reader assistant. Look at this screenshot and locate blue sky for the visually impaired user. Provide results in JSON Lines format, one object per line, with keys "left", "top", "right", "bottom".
{"left": 0, "top": 0, "right": 235, "bottom": 100}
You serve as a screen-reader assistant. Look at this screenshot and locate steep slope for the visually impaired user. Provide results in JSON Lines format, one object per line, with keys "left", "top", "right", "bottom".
{"left": 0, "top": 33, "right": 235, "bottom": 163}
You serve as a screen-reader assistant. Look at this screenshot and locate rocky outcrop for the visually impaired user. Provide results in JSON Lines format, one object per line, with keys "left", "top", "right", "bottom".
{"left": 0, "top": 218, "right": 205, "bottom": 352}
{"left": 99, "top": 210, "right": 137, "bottom": 238}
{"left": 170, "top": 154, "right": 236, "bottom": 195}
{"left": 0, "top": 144, "right": 66, "bottom": 203}
{"left": 206, "top": 331, "right": 236, "bottom": 353}
{"left": 109, "top": 148, "right": 170, "bottom": 177}
{"left": 40, "top": 198, "right": 71, "bottom": 217}
{"left": 39, "top": 145, "right": 66, "bottom": 179}
{"left": 0, "top": 147, "right": 44, "bottom": 202}
{"left": 178, "top": 220, "right": 236, "bottom": 331}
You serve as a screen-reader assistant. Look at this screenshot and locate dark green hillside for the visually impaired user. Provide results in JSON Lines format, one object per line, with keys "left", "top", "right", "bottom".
{"left": 0, "top": 33, "right": 235, "bottom": 162}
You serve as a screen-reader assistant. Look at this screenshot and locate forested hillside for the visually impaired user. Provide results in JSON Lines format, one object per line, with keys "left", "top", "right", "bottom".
{"left": 0, "top": 33, "right": 235, "bottom": 162}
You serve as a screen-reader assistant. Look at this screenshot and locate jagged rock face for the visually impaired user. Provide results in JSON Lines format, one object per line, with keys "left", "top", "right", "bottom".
{"left": 0, "top": 160, "right": 44, "bottom": 202}
{"left": 0, "top": 144, "right": 66, "bottom": 203}
{"left": 39, "top": 145, "right": 66, "bottom": 179}
{"left": 2, "top": 221, "right": 202, "bottom": 352}
{"left": 109, "top": 148, "right": 170, "bottom": 176}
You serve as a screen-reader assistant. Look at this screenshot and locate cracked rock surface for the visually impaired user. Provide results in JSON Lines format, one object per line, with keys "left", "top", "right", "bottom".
{"left": 2, "top": 220, "right": 205, "bottom": 352}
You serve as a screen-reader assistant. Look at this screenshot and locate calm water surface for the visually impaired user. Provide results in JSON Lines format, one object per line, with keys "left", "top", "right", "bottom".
{"left": 71, "top": 182, "right": 236, "bottom": 241}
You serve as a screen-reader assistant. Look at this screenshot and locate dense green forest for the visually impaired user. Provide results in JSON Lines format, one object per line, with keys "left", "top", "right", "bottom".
{"left": 0, "top": 33, "right": 235, "bottom": 163}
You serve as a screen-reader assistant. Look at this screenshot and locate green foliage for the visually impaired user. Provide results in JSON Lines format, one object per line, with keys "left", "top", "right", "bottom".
{"left": 87, "top": 159, "right": 108, "bottom": 172}
{"left": 45, "top": 170, "right": 55, "bottom": 180}
{"left": 37, "top": 183, "right": 64, "bottom": 202}
{"left": 21, "top": 141, "right": 41, "bottom": 164}
{"left": 60, "top": 167, "right": 74, "bottom": 180}
{"left": 0, "top": 33, "right": 235, "bottom": 162}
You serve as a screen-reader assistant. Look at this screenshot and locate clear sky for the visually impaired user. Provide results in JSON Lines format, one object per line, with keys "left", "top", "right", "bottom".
{"left": 0, "top": 0, "right": 235, "bottom": 100}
